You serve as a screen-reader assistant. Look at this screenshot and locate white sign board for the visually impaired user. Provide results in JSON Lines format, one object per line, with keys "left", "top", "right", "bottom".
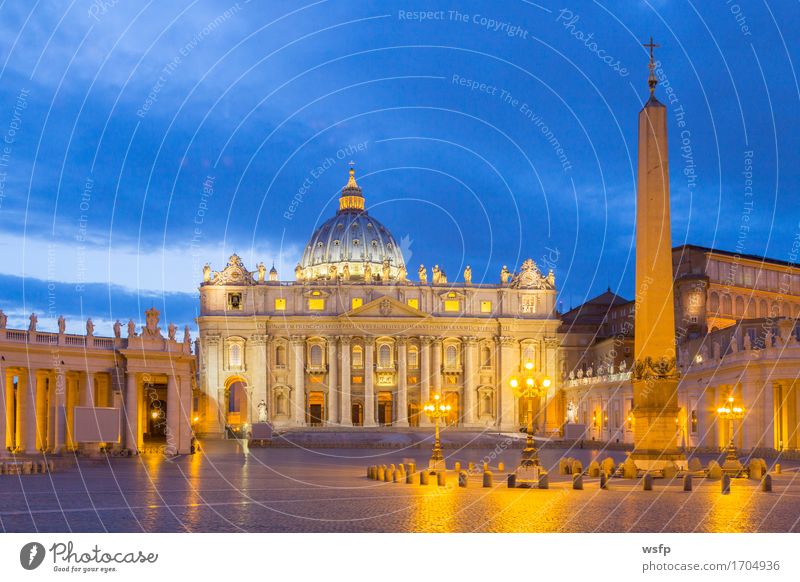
{"left": 73, "top": 407, "right": 121, "bottom": 443}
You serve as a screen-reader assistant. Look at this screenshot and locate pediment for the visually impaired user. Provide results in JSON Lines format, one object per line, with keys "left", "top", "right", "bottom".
{"left": 342, "top": 295, "right": 427, "bottom": 318}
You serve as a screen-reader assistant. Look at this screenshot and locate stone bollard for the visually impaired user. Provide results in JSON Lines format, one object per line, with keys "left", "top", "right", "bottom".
{"left": 408, "top": 462, "right": 416, "bottom": 475}
{"left": 571, "top": 460, "right": 583, "bottom": 476}
{"left": 367, "top": 466, "right": 374, "bottom": 479}
{"left": 393, "top": 469, "right": 401, "bottom": 483}
{"left": 599, "top": 472, "right": 608, "bottom": 489}
{"left": 454, "top": 461, "right": 461, "bottom": 472}
{"left": 683, "top": 474, "right": 693, "bottom": 492}
{"left": 468, "top": 462, "right": 475, "bottom": 471}
{"left": 483, "top": 462, "right": 489, "bottom": 472}
{"left": 406, "top": 470, "right": 414, "bottom": 484}
{"left": 384, "top": 468, "right": 393, "bottom": 482}
{"left": 389, "top": 464, "right": 396, "bottom": 473}
{"left": 377, "top": 466, "right": 385, "bottom": 481}
{"left": 498, "top": 462, "right": 505, "bottom": 472}
{"left": 721, "top": 474, "right": 731, "bottom": 494}
{"left": 643, "top": 473, "right": 653, "bottom": 491}
{"left": 483, "top": 471, "right": 493, "bottom": 488}
{"left": 774, "top": 463, "right": 781, "bottom": 474}
{"left": 588, "top": 461, "right": 601, "bottom": 478}
{"left": 458, "top": 471, "right": 468, "bottom": 488}
{"left": 507, "top": 474, "right": 516, "bottom": 488}
{"left": 538, "top": 473, "right": 549, "bottom": 489}
{"left": 572, "top": 474, "right": 583, "bottom": 490}
{"left": 761, "top": 474, "right": 772, "bottom": 492}
{"left": 419, "top": 471, "right": 429, "bottom": 486}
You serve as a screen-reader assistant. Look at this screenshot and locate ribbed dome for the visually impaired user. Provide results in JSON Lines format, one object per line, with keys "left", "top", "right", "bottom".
{"left": 298, "top": 167, "right": 406, "bottom": 282}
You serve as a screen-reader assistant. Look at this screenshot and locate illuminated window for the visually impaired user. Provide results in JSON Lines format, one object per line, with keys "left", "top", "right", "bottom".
{"left": 308, "top": 298, "right": 325, "bottom": 311}
{"left": 229, "top": 344, "right": 242, "bottom": 367}
{"left": 444, "top": 300, "right": 460, "bottom": 312}
{"left": 408, "top": 347, "right": 419, "bottom": 368}
{"left": 351, "top": 297, "right": 363, "bottom": 310}
{"left": 407, "top": 298, "right": 419, "bottom": 310}
{"left": 691, "top": 410, "right": 698, "bottom": 433}
{"left": 445, "top": 345, "right": 457, "bottom": 367}
{"left": 378, "top": 344, "right": 391, "bottom": 367}
{"left": 274, "top": 298, "right": 286, "bottom": 311}
{"left": 352, "top": 346, "right": 363, "bottom": 368}
{"left": 480, "top": 300, "right": 492, "bottom": 313}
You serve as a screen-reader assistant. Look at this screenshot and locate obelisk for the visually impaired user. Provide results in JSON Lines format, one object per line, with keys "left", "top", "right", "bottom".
{"left": 630, "top": 38, "right": 685, "bottom": 470}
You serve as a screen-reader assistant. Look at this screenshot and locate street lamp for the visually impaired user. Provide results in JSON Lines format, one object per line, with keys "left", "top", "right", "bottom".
{"left": 717, "top": 395, "right": 745, "bottom": 474}
{"left": 423, "top": 392, "right": 451, "bottom": 472}
{"left": 509, "top": 360, "right": 551, "bottom": 479}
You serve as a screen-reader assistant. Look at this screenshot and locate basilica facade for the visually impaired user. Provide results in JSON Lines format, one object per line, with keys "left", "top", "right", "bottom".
{"left": 196, "top": 167, "right": 563, "bottom": 436}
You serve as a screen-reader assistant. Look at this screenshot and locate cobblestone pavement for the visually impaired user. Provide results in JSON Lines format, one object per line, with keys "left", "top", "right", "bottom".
{"left": 2, "top": 441, "right": 799, "bottom": 533}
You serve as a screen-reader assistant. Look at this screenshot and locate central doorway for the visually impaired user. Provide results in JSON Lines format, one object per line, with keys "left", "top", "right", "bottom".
{"left": 377, "top": 392, "right": 393, "bottom": 426}
{"left": 307, "top": 391, "right": 325, "bottom": 426}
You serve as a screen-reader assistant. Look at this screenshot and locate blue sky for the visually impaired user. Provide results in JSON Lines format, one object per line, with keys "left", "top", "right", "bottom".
{"left": 0, "top": 0, "right": 798, "bottom": 334}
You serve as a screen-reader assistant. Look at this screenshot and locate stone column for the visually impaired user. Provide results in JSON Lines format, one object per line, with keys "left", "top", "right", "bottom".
{"left": 50, "top": 371, "right": 67, "bottom": 454}
{"left": 339, "top": 336, "right": 352, "bottom": 425}
{"left": 125, "top": 372, "right": 140, "bottom": 453}
{"left": 4, "top": 368, "right": 14, "bottom": 454}
{"left": 22, "top": 369, "right": 38, "bottom": 454}
{"left": 431, "top": 337, "right": 443, "bottom": 395}
{"left": 165, "top": 374, "right": 179, "bottom": 455}
{"left": 363, "top": 337, "right": 376, "bottom": 427}
{"left": 291, "top": 336, "right": 305, "bottom": 425}
{"left": 396, "top": 337, "right": 409, "bottom": 426}
{"left": 203, "top": 335, "right": 223, "bottom": 436}
{"left": 248, "top": 334, "right": 268, "bottom": 425}
{"left": 65, "top": 374, "right": 77, "bottom": 450}
{"left": 327, "top": 338, "right": 338, "bottom": 425}
{"left": 420, "top": 337, "right": 432, "bottom": 426}
{"left": 0, "top": 364, "right": 8, "bottom": 457}
{"left": 35, "top": 371, "right": 48, "bottom": 452}
{"left": 463, "top": 336, "right": 477, "bottom": 426}
{"left": 499, "top": 337, "right": 518, "bottom": 431}
{"left": 763, "top": 376, "right": 775, "bottom": 450}
{"left": 179, "top": 375, "right": 192, "bottom": 454}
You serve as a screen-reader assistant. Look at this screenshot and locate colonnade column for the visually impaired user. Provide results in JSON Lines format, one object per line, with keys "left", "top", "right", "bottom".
{"left": 50, "top": 371, "right": 66, "bottom": 454}
{"left": 0, "top": 364, "right": 8, "bottom": 457}
{"left": 396, "top": 338, "right": 408, "bottom": 426}
{"left": 35, "top": 371, "right": 47, "bottom": 451}
{"left": 498, "top": 336, "right": 517, "bottom": 431}
{"left": 420, "top": 337, "right": 431, "bottom": 426}
{"left": 291, "top": 336, "right": 305, "bottom": 425}
{"left": 179, "top": 375, "right": 192, "bottom": 454}
{"left": 164, "top": 374, "right": 179, "bottom": 455}
{"left": 125, "top": 372, "right": 140, "bottom": 453}
{"left": 65, "top": 375, "right": 77, "bottom": 450}
{"left": 463, "top": 336, "right": 477, "bottom": 426}
{"left": 80, "top": 372, "right": 100, "bottom": 454}
{"left": 339, "top": 336, "right": 352, "bottom": 425}
{"left": 363, "top": 338, "right": 376, "bottom": 427}
{"left": 327, "top": 338, "right": 338, "bottom": 425}
{"left": 22, "top": 369, "right": 37, "bottom": 454}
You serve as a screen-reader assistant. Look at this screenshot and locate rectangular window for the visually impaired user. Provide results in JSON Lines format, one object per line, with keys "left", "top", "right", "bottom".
{"left": 351, "top": 376, "right": 363, "bottom": 384}
{"left": 407, "top": 298, "right": 419, "bottom": 310}
{"left": 480, "top": 300, "right": 492, "bottom": 313}
{"left": 274, "top": 298, "right": 286, "bottom": 311}
{"left": 308, "top": 298, "right": 325, "bottom": 311}
{"left": 444, "top": 300, "right": 460, "bottom": 312}
{"left": 351, "top": 297, "right": 363, "bottom": 310}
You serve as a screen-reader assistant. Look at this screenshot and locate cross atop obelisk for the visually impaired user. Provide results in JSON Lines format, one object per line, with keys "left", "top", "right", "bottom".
{"left": 643, "top": 36, "right": 660, "bottom": 95}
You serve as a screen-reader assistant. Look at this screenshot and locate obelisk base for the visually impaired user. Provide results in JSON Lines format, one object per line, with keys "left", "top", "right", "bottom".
{"left": 631, "top": 379, "right": 686, "bottom": 472}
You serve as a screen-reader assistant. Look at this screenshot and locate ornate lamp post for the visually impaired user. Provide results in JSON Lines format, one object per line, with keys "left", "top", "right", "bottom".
{"left": 717, "top": 395, "right": 745, "bottom": 474}
{"left": 423, "top": 392, "right": 451, "bottom": 472}
{"left": 509, "top": 360, "right": 551, "bottom": 480}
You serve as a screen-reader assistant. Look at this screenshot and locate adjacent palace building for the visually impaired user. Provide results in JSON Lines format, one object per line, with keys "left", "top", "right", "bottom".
{"left": 2, "top": 125, "right": 800, "bottom": 459}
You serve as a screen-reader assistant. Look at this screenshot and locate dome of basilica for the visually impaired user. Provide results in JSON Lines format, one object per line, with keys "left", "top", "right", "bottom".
{"left": 298, "top": 167, "right": 406, "bottom": 282}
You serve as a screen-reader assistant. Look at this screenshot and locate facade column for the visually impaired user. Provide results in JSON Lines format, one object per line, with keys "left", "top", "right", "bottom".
{"left": 50, "top": 370, "right": 66, "bottom": 454}
{"left": 165, "top": 374, "right": 179, "bottom": 455}
{"left": 763, "top": 377, "right": 775, "bottom": 450}
{"left": 248, "top": 334, "right": 268, "bottom": 425}
{"left": 0, "top": 364, "right": 8, "bottom": 457}
{"left": 363, "top": 337, "right": 376, "bottom": 427}
{"left": 125, "top": 372, "right": 140, "bottom": 453}
{"left": 291, "top": 336, "right": 305, "bottom": 425}
{"left": 203, "top": 335, "right": 223, "bottom": 436}
{"left": 35, "top": 370, "right": 48, "bottom": 452}
{"left": 339, "top": 336, "right": 352, "bottom": 425}
{"left": 65, "top": 374, "right": 76, "bottom": 450}
{"left": 499, "top": 336, "right": 518, "bottom": 431}
{"left": 431, "top": 337, "right": 442, "bottom": 395}
{"left": 420, "top": 337, "right": 432, "bottom": 426}
{"left": 396, "top": 337, "right": 409, "bottom": 426}
{"left": 81, "top": 372, "right": 101, "bottom": 454}
{"left": 179, "top": 374, "right": 193, "bottom": 454}
{"left": 21, "top": 369, "right": 38, "bottom": 454}
{"left": 327, "top": 338, "right": 338, "bottom": 425}
{"left": 463, "top": 336, "right": 477, "bottom": 426}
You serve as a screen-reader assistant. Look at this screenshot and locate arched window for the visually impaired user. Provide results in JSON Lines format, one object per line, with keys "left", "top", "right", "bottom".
{"left": 481, "top": 346, "right": 492, "bottom": 367}
{"left": 723, "top": 295, "right": 732, "bottom": 315}
{"left": 445, "top": 345, "right": 457, "bottom": 367}
{"left": 276, "top": 393, "right": 286, "bottom": 415}
{"left": 310, "top": 344, "right": 323, "bottom": 367}
{"left": 759, "top": 300, "right": 769, "bottom": 317}
{"left": 352, "top": 345, "right": 363, "bottom": 368}
{"left": 229, "top": 344, "right": 242, "bottom": 367}
{"left": 378, "top": 344, "right": 391, "bottom": 367}
{"left": 709, "top": 292, "right": 720, "bottom": 313}
{"left": 408, "top": 347, "right": 419, "bottom": 368}
{"left": 481, "top": 394, "right": 492, "bottom": 416}
{"left": 522, "top": 344, "right": 535, "bottom": 367}
{"left": 735, "top": 296, "right": 744, "bottom": 317}
{"left": 275, "top": 345, "right": 287, "bottom": 367}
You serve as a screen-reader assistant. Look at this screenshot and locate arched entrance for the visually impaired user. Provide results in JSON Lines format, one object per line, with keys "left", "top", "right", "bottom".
{"left": 378, "top": 392, "right": 393, "bottom": 426}
{"left": 307, "top": 392, "right": 325, "bottom": 426}
{"left": 444, "top": 392, "right": 459, "bottom": 426}
{"left": 352, "top": 402, "right": 364, "bottom": 426}
{"left": 407, "top": 401, "right": 420, "bottom": 427}
{"left": 148, "top": 399, "right": 167, "bottom": 437}
{"left": 225, "top": 376, "right": 249, "bottom": 435}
